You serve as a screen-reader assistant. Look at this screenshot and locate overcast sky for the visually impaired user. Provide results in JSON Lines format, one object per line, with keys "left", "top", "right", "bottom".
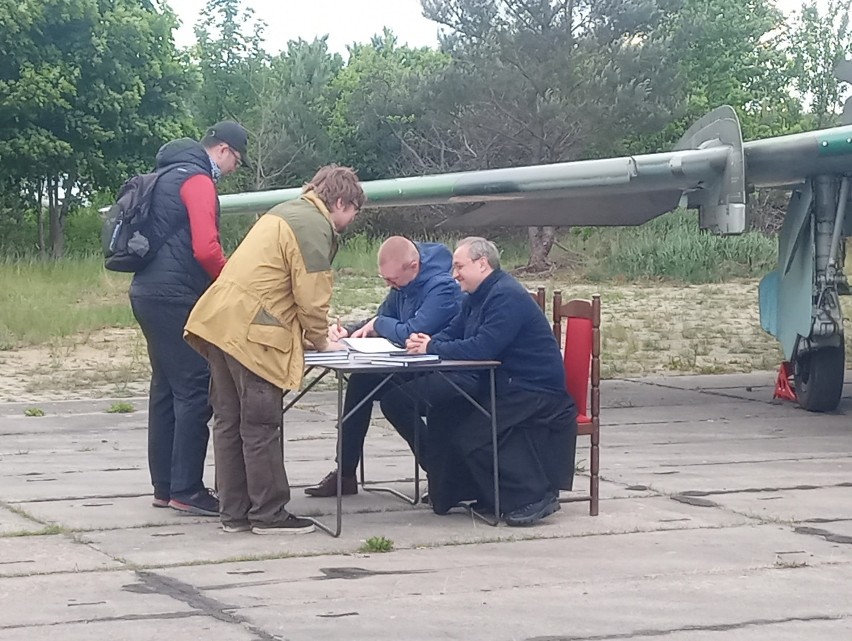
{"left": 167, "top": 0, "right": 829, "bottom": 55}
{"left": 169, "top": 0, "right": 441, "bottom": 54}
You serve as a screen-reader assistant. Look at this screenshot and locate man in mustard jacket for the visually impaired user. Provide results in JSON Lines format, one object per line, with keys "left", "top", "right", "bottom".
{"left": 185, "top": 164, "right": 365, "bottom": 534}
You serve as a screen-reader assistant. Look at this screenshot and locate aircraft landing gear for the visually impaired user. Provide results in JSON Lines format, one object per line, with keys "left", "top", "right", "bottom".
{"left": 792, "top": 343, "right": 845, "bottom": 412}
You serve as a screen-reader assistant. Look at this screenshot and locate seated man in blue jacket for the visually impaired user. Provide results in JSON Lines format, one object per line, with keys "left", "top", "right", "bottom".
{"left": 304, "top": 236, "right": 462, "bottom": 497}
{"left": 381, "top": 236, "right": 577, "bottom": 526}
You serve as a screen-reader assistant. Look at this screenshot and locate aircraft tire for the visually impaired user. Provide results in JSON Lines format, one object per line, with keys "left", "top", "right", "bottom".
{"left": 793, "top": 344, "right": 845, "bottom": 412}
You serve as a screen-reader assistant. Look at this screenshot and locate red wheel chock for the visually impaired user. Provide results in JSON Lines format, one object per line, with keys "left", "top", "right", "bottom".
{"left": 773, "top": 361, "right": 797, "bottom": 402}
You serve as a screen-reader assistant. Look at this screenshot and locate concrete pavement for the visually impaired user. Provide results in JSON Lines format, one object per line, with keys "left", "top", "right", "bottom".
{"left": 1, "top": 371, "right": 851, "bottom": 640}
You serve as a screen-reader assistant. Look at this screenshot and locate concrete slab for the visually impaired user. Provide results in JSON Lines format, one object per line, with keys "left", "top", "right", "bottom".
{"left": 0, "top": 570, "right": 193, "bottom": 627}
{"left": 2, "top": 372, "right": 852, "bottom": 639}
{"left": 78, "top": 496, "right": 749, "bottom": 568}
{"left": 0, "top": 505, "right": 42, "bottom": 536}
{"left": 231, "top": 563, "right": 852, "bottom": 641}
{"left": 607, "top": 620, "right": 852, "bottom": 641}
{"left": 162, "top": 524, "right": 852, "bottom": 594}
{"left": 0, "top": 617, "right": 258, "bottom": 641}
{"left": 0, "top": 468, "right": 212, "bottom": 503}
{"left": 15, "top": 496, "right": 219, "bottom": 531}
{"left": 0, "top": 534, "right": 120, "bottom": 576}
{"left": 603, "top": 456, "right": 852, "bottom": 496}
{"left": 708, "top": 485, "right": 852, "bottom": 523}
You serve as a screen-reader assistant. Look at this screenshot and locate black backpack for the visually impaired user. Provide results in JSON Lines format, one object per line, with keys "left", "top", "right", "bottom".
{"left": 101, "top": 168, "right": 176, "bottom": 272}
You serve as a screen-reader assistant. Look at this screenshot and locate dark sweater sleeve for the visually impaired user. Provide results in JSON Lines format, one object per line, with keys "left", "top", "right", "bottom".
{"left": 373, "top": 283, "right": 459, "bottom": 345}
{"left": 181, "top": 174, "right": 225, "bottom": 279}
{"left": 428, "top": 289, "right": 524, "bottom": 360}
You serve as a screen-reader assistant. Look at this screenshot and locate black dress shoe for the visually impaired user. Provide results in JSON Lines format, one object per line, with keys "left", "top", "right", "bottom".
{"left": 304, "top": 469, "right": 358, "bottom": 497}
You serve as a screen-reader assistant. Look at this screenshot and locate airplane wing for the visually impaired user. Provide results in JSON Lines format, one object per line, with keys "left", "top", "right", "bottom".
{"left": 219, "top": 106, "right": 852, "bottom": 236}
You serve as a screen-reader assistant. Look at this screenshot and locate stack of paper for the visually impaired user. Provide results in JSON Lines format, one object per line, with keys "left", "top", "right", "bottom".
{"left": 369, "top": 354, "right": 440, "bottom": 367}
{"left": 304, "top": 351, "right": 350, "bottom": 365}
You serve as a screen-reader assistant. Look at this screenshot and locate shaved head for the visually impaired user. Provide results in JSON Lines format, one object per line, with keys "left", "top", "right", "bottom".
{"left": 377, "top": 236, "right": 420, "bottom": 289}
{"left": 378, "top": 236, "right": 419, "bottom": 265}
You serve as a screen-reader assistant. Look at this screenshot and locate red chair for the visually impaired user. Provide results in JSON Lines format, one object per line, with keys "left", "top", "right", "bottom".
{"left": 552, "top": 291, "right": 600, "bottom": 516}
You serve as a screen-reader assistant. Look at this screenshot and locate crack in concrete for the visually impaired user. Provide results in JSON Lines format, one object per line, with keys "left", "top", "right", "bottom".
{"left": 794, "top": 526, "right": 852, "bottom": 545}
{"left": 525, "top": 614, "right": 847, "bottom": 640}
{"left": 0, "top": 611, "right": 203, "bottom": 630}
{"left": 619, "top": 378, "right": 775, "bottom": 406}
{"left": 656, "top": 455, "right": 852, "bottom": 468}
{"left": 679, "top": 482, "right": 852, "bottom": 497}
{"left": 124, "top": 570, "right": 282, "bottom": 641}
{"left": 670, "top": 495, "right": 719, "bottom": 508}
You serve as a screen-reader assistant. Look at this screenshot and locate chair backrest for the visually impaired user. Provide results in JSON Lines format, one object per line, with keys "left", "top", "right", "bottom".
{"left": 529, "top": 286, "right": 546, "bottom": 313}
{"left": 552, "top": 291, "right": 601, "bottom": 418}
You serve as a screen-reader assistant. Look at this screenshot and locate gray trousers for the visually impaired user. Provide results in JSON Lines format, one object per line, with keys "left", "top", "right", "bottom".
{"left": 206, "top": 345, "right": 290, "bottom": 526}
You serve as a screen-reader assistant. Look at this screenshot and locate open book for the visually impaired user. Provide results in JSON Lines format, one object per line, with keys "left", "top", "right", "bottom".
{"left": 341, "top": 337, "right": 406, "bottom": 354}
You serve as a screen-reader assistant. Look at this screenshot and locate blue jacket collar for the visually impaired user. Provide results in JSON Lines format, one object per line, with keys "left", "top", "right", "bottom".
{"left": 469, "top": 269, "right": 503, "bottom": 304}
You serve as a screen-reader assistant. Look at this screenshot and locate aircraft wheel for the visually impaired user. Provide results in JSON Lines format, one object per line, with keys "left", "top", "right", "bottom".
{"left": 793, "top": 344, "right": 845, "bottom": 412}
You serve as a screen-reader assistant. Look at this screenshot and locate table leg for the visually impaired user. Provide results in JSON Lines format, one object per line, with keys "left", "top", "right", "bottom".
{"left": 309, "top": 370, "right": 345, "bottom": 537}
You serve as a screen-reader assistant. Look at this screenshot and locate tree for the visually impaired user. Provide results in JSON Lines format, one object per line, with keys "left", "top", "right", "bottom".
{"left": 420, "top": 0, "right": 682, "bottom": 271}
{"left": 789, "top": 0, "right": 852, "bottom": 128}
{"left": 192, "top": 0, "right": 267, "bottom": 130}
{"left": 329, "top": 29, "right": 452, "bottom": 180}
{"left": 637, "top": 0, "right": 802, "bottom": 152}
{"left": 244, "top": 38, "right": 343, "bottom": 190}
{"left": 0, "top": 0, "right": 195, "bottom": 257}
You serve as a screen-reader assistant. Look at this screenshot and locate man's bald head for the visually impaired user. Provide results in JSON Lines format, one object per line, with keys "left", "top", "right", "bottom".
{"left": 378, "top": 236, "right": 420, "bottom": 289}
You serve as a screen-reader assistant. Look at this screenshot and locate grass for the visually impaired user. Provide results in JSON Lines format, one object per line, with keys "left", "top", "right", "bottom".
{"left": 23, "top": 407, "right": 44, "bottom": 417}
{"left": 1, "top": 212, "right": 848, "bottom": 398}
{"left": 359, "top": 536, "right": 394, "bottom": 553}
{"left": 0, "top": 254, "right": 133, "bottom": 349}
{"left": 106, "top": 401, "right": 135, "bottom": 413}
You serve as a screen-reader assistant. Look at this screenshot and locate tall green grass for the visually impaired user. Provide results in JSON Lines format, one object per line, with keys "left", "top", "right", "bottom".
{"left": 0, "top": 255, "right": 133, "bottom": 348}
{"left": 566, "top": 212, "right": 777, "bottom": 282}
{"left": 0, "top": 211, "right": 781, "bottom": 348}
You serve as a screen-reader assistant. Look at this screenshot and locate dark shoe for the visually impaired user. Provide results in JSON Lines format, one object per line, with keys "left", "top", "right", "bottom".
{"left": 503, "top": 494, "right": 560, "bottom": 527}
{"left": 304, "top": 469, "right": 358, "bottom": 497}
{"left": 151, "top": 486, "right": 171, "bottom": 507}
{"left": 252, "top": 514, "right": 315, "bottom": 535}
{"left": 221, "top": 519, "right": 251, "bottom": 533}
{"left": 169, "top": 488, "right": 219, "bottom": 516}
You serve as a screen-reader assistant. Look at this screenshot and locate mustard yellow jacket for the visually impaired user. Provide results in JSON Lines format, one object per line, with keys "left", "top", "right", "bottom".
{"left": 184, "top": 192, "right": 336, "bottom": 390}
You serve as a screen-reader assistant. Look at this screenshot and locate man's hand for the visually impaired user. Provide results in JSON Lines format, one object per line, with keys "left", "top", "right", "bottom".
{"left": 328, "top": 323, "right": 349, "bottom": 342}
{"left": 321, "top": 340, "right": 348, "bottom": 352}
{"left": 406, "top": 332, "right": 431, "bottom": 354}
{"left": 350, "top": 317, "right": 377, "bottom": 338}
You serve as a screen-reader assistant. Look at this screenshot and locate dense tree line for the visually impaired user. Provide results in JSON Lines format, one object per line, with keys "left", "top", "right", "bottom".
{"left": 0, "top": 0, "right": 850, "bottom": 266}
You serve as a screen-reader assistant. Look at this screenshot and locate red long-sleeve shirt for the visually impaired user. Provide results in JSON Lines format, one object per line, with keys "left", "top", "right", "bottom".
{"left": 179, "top": 174, "right": 226, "bottom": 279}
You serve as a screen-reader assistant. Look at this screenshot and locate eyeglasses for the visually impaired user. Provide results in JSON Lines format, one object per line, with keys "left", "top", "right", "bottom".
{"left": 452, "top": 258, "right": 479, "bottom": 271}
{"left": 226, "top": 146, "right": 242, "bottom": 165}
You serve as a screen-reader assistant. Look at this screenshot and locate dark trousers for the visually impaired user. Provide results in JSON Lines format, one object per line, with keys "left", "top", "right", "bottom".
{"left": 454, "top": 388, "right": 578, "bottom": 514}
{"left": 131, "top": 296, "right": 211, "bottom": 498}
{"left": 382, "top": 373, "right": 577, "bottom": 515}
{"left": 206, "top": 345, "right": 290, "bottom": 526}
{"left": 339, "top": 372, "right": 416, "bottom": 476}
{"left": 379, "top": 373, "right": 478, "bottom": 493}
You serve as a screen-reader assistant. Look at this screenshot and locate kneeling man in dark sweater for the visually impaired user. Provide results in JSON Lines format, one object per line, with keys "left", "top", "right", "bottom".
{"left": 380, "top": 237, "right": 578, "bottom": 526}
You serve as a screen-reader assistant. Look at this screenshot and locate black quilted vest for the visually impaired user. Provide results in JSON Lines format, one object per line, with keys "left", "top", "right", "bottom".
{"left": 129, "top": 139, "right": 220, "bottom": 303}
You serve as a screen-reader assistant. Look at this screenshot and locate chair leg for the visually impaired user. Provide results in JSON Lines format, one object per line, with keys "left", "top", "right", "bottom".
{"left": 590, "top": 431, "right": 600, "bottom": 516}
